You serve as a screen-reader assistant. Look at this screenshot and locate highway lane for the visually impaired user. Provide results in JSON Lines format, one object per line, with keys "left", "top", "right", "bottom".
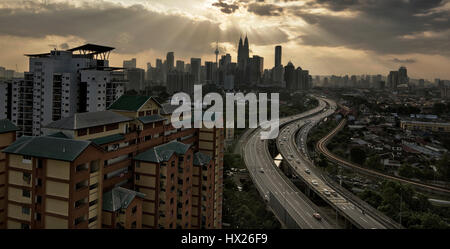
{"left": 277, "top": 100, "right": 388, "bottom": 229}
{"left": 241, "top": 97, "right": 334, "bottom": 229}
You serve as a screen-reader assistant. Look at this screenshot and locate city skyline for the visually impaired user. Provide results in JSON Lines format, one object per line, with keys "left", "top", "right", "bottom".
{"left": 0, "top": 0, "right": 449, "bottom": 80}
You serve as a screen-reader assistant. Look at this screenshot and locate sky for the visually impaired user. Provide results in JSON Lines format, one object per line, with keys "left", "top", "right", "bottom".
{"left": 0, "top": 0, "right": 449, "bottom": 80}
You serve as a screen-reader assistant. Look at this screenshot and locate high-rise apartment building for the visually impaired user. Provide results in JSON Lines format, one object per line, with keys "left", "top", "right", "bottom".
{"left": 0, "top": 119, "right": 19, "bottom": 228}
{"left": 0, "top": 80, "right": 12, "bottom": 120}
{"left": 166, "top": 71, "right": 194, "bottom": 95}
{"left": 11, "top": 44, "right": 126, "bottom": 137}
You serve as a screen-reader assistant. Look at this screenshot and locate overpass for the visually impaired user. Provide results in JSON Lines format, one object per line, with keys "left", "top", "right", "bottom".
{"left": 277, "top": 97, "right": 401, "bottom": 229}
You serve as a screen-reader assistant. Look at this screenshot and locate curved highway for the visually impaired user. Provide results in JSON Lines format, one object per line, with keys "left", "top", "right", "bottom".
{"left": 241, "top": 98, "right": 334, "bottom": 229}
{"left": 277, "top": 98, "right": 391, "bottom": 229}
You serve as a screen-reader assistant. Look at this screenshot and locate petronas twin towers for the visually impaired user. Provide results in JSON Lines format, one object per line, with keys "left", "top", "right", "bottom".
{"left": 237, "top": 35, "right": 249, "bottom": 70}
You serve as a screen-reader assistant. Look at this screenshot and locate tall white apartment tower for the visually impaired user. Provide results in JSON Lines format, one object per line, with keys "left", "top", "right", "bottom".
{"left": 12, "top": 44, "right": 126, "bottom": 137}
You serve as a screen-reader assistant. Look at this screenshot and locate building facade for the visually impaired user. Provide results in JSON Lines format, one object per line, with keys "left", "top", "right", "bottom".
{"left": 2, "top": 95, "right": 224, "bottom": 229}
{"left": 12, "top": 44, "right": 126, "bottom": 137}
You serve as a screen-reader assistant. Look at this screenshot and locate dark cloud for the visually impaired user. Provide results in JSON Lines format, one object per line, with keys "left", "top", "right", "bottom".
{"left": 290, "top": 0, "right": 450, "bottom": 55}
{"left": 59, "top": 43, "right": 69, "bottom": 50}
{"left": 391, "top": 58, "right": 417, "bottom": 64}
{"left": 0, "top": 1, "right": 289, "bottom": 57}
{"left": 212, "top": 0, "right": 240, "bottom": 14}
{"left": 247, "top": 2, "right": 284, "bottom": 16}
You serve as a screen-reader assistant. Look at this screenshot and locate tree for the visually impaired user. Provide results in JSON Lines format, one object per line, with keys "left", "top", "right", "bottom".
{"left": 436, "top": 153, "right": 450, "bottom": 181}
{"left": 420, "top": 213, "right": 448, "bottom": 229}
{"left": 350, "top": 147, "right": 366, "bottom": 165}
{"left": 432, "top": 103, "right": 448, "bottom": 115}
{"left": 365, "top": 155, "right": 384, "bottom": 171}
{"left": 398, "top": 163, "right": 415, "bottom": 178}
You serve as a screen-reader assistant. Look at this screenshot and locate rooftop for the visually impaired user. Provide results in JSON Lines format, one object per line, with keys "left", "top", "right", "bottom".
{"left": 102, "top": 187, "right": 145, "bottom": 212}
{"left": 2, "top": 136, "right": 91, "bottom": 162}
{"left": 67, "top": 44, "right": 115, "bottom": 54}
{"left": 90, "top": 133, "right": 125, "bottom": 146}
{"left": 0, "top": 119, "right": 19, "bottom": 134}
{"left": 134, "top": 141, "right": 191, "bottom": 163}
{"left": 193, "top": 152, "right": 212, "bottom": 166}
{"left": 44, "top": 111, "right": 132, "bottom": 130}
{"left": 137, "top": 114, "right": 167, "bottom": 125}
{"left": 108, "top": 95, "right": 161, "bottom": 112}
{"left": 160, "top": 103, "right": 180, "bottom": 115}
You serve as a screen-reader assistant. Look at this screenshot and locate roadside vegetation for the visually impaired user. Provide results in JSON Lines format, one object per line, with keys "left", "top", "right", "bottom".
{"left": 222, "top": 153, "right": 281, "bottom": 229}
{"left": 358, "top": 181, "right": 449, "bottom": 229}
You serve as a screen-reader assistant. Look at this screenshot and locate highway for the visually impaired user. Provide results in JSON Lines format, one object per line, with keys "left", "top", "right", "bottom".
{"left": 277, "top": 98, "right": 390, "bottom": 229}
{"left": 316, "top": 119, "right": 450, "bottom": 195}
{"left": 241, "top": 98, "right": 334, "bottom": 229}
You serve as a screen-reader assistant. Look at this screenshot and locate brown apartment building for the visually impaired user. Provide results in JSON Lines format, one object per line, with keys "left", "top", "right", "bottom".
{"left": 1, "top": 95, "right": 223, "bottom": 229}
{"left": 3, "top": 136, "right": 104, "bottom": 229}
{"left": 0, "top": 119, "right": 19, "bottom": 228}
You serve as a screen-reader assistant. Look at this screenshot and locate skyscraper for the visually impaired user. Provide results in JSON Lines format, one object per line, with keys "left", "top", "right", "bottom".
{"left": 284, "top": 62, "right": 296, "bottom": 90}
{"left": 123, "top": 58, "right": 137, "bottom": 69}
{"left": 388, "top": 70, "right": 399, "bottom": 88}
{"left": 398, "top": 66, "right": 408, "bottom": 85}
{"left": 190, "top": 58, "right": 201, "bottom": 84}
{"left": 166, "top": 52, "right": 175, "bottom": 72}
{"left": 237, "top": 35, "right": 249, "bottom": 70}
{"left": 275, "top": 45, "right": 282, "bottom": 67}
{"left": 176, "top": 60, "right": 185, "bottom": 72}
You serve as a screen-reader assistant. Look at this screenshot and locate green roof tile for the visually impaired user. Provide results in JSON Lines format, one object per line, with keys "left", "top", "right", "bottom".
{"left": 47, "top": 132, "right": 69, "bottom": 139}
{"left": 2, "top": 136, "right": 91, "bottom": 162}
{"left": 0, "top": 119, "right": 19, "bottom": 134}
{"left": 137, "top": 114, "right": 167, "bottom": 125}
{"left": 90, "top": 133, "right": 125, "bottom": 146}
{"left": 134, "top": 141, "right": 191, "bottom": 163}
{"left": 193, "top": 152, "right": 212, "bottom": 166}
{"left": 102, "top": 187, "right": 145, "bottom": 212}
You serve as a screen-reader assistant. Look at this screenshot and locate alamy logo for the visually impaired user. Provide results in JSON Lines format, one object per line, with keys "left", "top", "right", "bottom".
{"left": 170, "top": 85, "right": 279, "bottom": 139}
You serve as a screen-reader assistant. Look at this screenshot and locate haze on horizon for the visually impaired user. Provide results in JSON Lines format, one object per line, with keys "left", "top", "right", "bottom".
{"left": 0, "top": 0, "right": 449, "bottom": 80}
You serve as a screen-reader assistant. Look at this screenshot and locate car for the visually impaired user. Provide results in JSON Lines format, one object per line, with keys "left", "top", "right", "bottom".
{"left": 313, "top": 213, "right": 322, "bottom": 220}
{"left": 305, "top": 169, "right": 311, "bottom": 174}
{"left": 296, "top": 160, "right": 301, "bottom": 164}
{"left": 311, "top": 180, "right": 318, "bottom": 186}
{"left": 323, "top": 189, "right": 331, "bottom": 196}
{"left": 259, "top": 168, "right": 265, "bottom": 173}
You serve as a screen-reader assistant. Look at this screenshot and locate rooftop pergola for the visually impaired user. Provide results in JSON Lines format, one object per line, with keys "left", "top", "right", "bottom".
{"left": 67, "top": 44, "right": 115, "bottom": 60}
{"left": 25, "top": 43, "right": 115, "bottom": 60}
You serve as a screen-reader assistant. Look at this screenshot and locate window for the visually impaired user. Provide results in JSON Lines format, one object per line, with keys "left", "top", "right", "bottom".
{"left": 77, "top": 129, "right": 88, "bottom": 136}
{"left": 132, "top": 206, "right": 137, "bottom": 214}
{"left": 21, "top": 223, "right": 30, "bottom": 229}
{"left": 22, "top": 189, "right": 30, "bottom": 198}
{"left": 22, "top": 155, "right": 32, "bottom": 164}
{"left": 22, "top": 207, "right": 30, "bottom": 215}
{"left": 135, "top": 174, "right": 140, "bottom": 181}
{"left": 106, "top": 123, "right": 119, "bottom": 131}
{"left": 89, "top": 126, "right": 104, "bottom": 134}
{"left": 89, "top": 199, "right": 98, "bottom": 207}
{"left": 23, "top": 173, "right": 31, "bottom": 183}
{"left": 89, "top": 183, "right": 98, "bottom": 190}
{"left": 88, "top": 216, "right": 97, "bottom": 224}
